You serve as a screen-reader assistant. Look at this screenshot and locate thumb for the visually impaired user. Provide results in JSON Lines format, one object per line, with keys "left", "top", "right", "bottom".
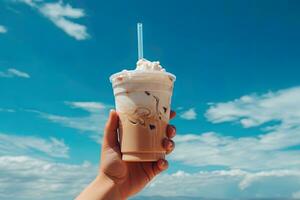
{"left": 102, "top": 109, "right": 119, "bottom": 149}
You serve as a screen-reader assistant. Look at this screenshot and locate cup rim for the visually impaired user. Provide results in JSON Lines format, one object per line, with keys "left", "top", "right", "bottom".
{"left": 109, "top": 70, "right": 176, "bottom": 83}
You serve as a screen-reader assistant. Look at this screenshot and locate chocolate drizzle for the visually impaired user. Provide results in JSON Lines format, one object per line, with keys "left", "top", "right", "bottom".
{"left": 149, "top": 124, "right": 156, "bottom": 130}
{"left": 127, "top": 91, "right": 166, "bottom": 130}
{"left": 129, "top": 119, "right": 137, "bottom": 124}
{"left": 163, "top": 106, "right": 167, "bottom": 113}
{"left": 152, "top": 95, "right": 159, "bottom": 114}
{"left": 152, "top": 95, "right": 164, "bottom": 122}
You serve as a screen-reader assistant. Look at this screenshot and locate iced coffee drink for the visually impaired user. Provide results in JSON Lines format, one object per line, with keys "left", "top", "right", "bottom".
{"left": 110, "top": 59, "right": 176, "bottom": 161}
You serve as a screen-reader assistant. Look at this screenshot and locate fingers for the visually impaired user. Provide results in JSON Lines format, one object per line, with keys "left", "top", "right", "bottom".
{"left": 170, "top": 110, "right": 176, "bottom": 120}
{"left": 166, "top": 124, "right": 176, "bottom": 138}
{"left": 163, "top": 138, "right": 175, "bottom": 154}
{"left": 165, "top": 124, "right": 176, "bottom": 154}
{"left": 102, "top": 109, "right": 120, "bottom": 149}
{"left": 152, "top": 159, "right": 169, "bottom": 176}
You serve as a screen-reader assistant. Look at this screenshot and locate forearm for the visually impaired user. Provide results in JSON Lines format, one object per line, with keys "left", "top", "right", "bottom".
{"left": 76, "top": 174, "right": 124, "bottom": 200}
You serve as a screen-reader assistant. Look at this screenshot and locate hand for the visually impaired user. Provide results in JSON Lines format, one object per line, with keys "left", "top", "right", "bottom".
{"left": 100, "top": 109, "right": 176, "bottom": 199}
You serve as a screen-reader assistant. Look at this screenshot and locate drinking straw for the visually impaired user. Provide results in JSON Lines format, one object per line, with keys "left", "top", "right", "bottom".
{"left": 137, "top": 23, "right": 143, "bottom": 60}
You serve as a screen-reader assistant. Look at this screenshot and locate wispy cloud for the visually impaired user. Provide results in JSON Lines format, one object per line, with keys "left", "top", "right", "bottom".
{"left": 0, "top": 68, "right": 30, "bottom": 78}
{"left": 0, "top": 156, "right": 96, "bottom": 200}
{"left": 147, "top": 86, "right": 300, "bottom": 198}
{"left": 175, "top": 86, "right": 300, "bottom": 169}
{"left": 0, "top": 133, "right": 69, "bottom": 158}
{"left": 239, "top": 169, "right": 300, "bottom": 190}
{"left": 171, "top": 131, "right": 300, "bottom": 170}
{"left": 205, "top": 86, "right": 300, "bottom": 129}
{"left": 17, "top": 0, "right": 89, "bottom": 40}
{"left": 0, "top": 108, "right": 15, "bottom": 112}
{"left": 140, "top": 169, "right": 300, "bottom": 198}
{"left": 30, "top": 101, "right": 110, "bottom": 143}
{"left": 293, "top": 191, "right": 300, "bottom": 198}
{"left": 0, "top": 25, "right": 7, "bottom": 33}
{"left": 0, "top": 132, "right": 93, "bottom": 199}
{"left": 179, "top": 108, "right": 197, "bottom": 120}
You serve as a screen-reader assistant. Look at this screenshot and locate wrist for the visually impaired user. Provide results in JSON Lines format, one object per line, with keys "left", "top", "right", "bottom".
{"left": 76, "top": 173, "right": 124, "bottom": 200}
{"left": 96, "top": 173, "right": 125, "bottom": 200}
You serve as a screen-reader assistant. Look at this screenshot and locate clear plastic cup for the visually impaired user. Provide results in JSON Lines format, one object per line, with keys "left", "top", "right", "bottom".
{"left": 110, "top": 69, "right": 176, "bottom": 161}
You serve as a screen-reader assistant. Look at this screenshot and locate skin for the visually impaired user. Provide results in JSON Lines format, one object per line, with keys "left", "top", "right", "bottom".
{"left": 76, "top": 110, "right": 176, "bottom": 200}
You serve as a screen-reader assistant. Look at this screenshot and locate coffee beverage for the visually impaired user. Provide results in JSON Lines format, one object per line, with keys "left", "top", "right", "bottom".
{"left": 110, "top": 59, "right": 176, "bottom": 161}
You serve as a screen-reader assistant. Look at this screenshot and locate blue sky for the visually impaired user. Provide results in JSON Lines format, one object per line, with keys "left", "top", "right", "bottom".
{"left": 1, "top": 0, "right": 300, "bottom": 199}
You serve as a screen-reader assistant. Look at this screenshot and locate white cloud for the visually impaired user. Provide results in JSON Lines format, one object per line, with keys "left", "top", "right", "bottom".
{"left": 1, "top": 155, "right": 299, "bottom": 199}
{"left": 39, "top": 2, "right": 89, "bottom": 40}
{"left": 170, "top": 86, "right": 300, "bottom": 172}
{"left": 159, "top": 87, "right": 300, "bottom": 198}
{"left": 205, "top": 86, "right": 300, "bottom": 129}
{"left": 68, "top": 101, "right": 106, "bottom": 112}
{"left": 139, "top": 169, "right": 300, "bottom": 198}
{"left": 0, "top": 156, "right": 96, "bottom": 200}
{"left": 171, "top": 132, "right": 300, "bottom": 171}
{"left": 179, "top": 108, "right": 197, "bottom": 120}
{"left": 0, "top": 133, "right": 69, "bottom": 158}
{"left": 171, "top": 87, "right": 300, "bottom": 170}
{"left": 0, "top": 132, "right": 94, "bottom": 199}
{"left": 293, "top": 190, "right": 300, "bottom": 198}
{"left": 0, "top": 68, "right": 30, "bottom": 78}
{"left": 143, "top": 169, "right": 242, "bottom": 198}
{"left": 17, "top": 0, "right": 41, "bottom": 7}
{"left": 31, "top": 101, "right": 110, "bottom": 143}
{"left": 0, "top": 108, "right": 15, "bottom": 112}
{"left": 7, "top": 68, "right": 30, "bottom": 78}
{"left": 239, "top": 169, "right": 300, "bottom": 190}
{"left": 159, "top": 86, "right": 300, "bottom": 198}
{"left": 17, "top": 0, "right": 89, "bottom": 40}
{"left": 0, "top": 25, "right": 7, "bottom": 33}
{"left": 40, "top": 2, "right": 85, "bottom": 18}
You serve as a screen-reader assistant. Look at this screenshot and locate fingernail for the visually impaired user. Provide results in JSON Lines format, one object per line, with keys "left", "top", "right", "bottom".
{"left": 171, "top": 128, "right": 176, "bottom": 137}
{"left": 171, "top": 125, "right": 176, "bottom": 132}
{"left": 161, "top": 160, "right": 168, "bottom": 170}
{"left": 168, "top": 141, "right": 173, "bottom": 149}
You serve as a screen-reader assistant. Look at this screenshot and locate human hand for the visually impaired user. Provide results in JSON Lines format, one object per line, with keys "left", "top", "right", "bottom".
{"left": 99, "top": 109, "right": 176, "bottom": 199}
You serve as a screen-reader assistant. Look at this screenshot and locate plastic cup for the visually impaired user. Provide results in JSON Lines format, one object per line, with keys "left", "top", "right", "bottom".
{"left": 110, "top": 68, "right": 175, "bottom": 161}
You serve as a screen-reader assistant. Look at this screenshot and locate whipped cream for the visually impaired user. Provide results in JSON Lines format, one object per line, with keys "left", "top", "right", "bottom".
{"left": 136, "top": 59, "right": 166, "bottom": 72}
{"left": 110, "top": 58, "right": 176, "bottom": 83}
